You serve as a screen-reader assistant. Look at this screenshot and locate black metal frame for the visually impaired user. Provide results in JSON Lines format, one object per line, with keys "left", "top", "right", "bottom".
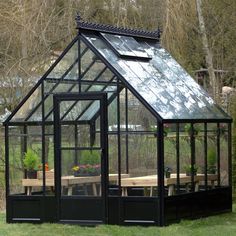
{"left": 4, "top": 15, "right": 233, "bottom": 226}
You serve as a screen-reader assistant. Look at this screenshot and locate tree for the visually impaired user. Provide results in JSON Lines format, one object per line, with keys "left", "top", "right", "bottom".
{"left": 196, "top": 0, "right": 218, "bottom": 101}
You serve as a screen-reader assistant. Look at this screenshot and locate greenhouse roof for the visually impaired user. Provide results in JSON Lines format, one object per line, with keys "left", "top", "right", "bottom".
{"left": 77, "top": 17, "right": 231, "bottom": 121}
{"left": 4, "top": 16, "right": 231, "bottom": 125}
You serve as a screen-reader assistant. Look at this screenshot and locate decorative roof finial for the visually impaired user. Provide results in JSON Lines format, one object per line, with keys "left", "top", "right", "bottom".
{"left": 76, "top": 12, "right": 160, "bottom": 40}
{"left": 157, "top": 27, "right": 162, "bottom": 39}
{"left": 76, "top": 12, "right": 84, "bottom": 25}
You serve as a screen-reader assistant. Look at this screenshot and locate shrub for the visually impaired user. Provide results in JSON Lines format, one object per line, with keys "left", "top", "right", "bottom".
{"left": 23, "top": 149, "right": 39, "bottom": 171}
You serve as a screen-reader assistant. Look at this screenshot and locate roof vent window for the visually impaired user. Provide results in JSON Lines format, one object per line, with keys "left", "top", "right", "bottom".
{"left": 101, "top": 33, "right": 151, "bottom": 60}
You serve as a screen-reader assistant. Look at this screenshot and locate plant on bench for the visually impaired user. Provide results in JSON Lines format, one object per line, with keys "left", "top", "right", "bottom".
{"left": 23, "top": 149, "right": 39, "bottom": 179}
{"left": 184, "top": 164, "right": 198, "bottom": 176}
{"left": 72, "top": 150, "right": 101, "bottom": 177}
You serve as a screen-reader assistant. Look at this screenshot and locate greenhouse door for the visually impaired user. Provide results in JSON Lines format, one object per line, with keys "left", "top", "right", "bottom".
{"left": 54, "top": 92, "right": 108, "bottom": 224}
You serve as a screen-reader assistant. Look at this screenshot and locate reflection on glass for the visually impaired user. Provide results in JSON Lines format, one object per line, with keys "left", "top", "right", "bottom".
{"left": 83, "top": 33, "right": 230, "bottom": 120}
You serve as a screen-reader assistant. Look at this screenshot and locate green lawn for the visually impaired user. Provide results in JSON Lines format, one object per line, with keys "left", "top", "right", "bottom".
{"left": 1, "top": 209, "right": 236, "bottom": 236}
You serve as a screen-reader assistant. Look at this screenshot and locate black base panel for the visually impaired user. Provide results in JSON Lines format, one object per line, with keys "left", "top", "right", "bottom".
{"left": 7, "top": 196, "right": 56, "bottom": 223}
{"left": 164, "top": 187, "right": 232, "bottom": 225}
{"left": 60, "top": 197, "right": 104, "bottom": 222}
{"left": 108, "top": 196, "right": 120, "bottom": 224}
{"left": 6, "top": 187, "right": 232, "bottom": 226}
{"left": 120, "top": 197, "right": 158, "bottom": 225}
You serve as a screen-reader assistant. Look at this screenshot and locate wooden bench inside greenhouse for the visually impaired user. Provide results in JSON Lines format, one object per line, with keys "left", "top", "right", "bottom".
{"left": 120, "top": 174, "right": 218, "bottom": 196}
{"left": 22, "top": 173, "right": 129, "bottom": 196}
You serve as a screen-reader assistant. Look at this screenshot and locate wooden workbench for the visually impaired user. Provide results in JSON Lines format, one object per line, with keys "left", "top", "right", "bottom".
{"left": 22, "top": 173, "right": 129, "bottom": 196}
{"left": 120, "top": 174, "right": 218, "bottom": 196}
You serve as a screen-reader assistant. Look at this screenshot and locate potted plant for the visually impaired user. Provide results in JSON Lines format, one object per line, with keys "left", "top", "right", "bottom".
{"left": 72, "top": 164, "right": 101, "bottom": 177}
{"left": 184, "top": 164, "right": 198, "bottom": 176}
{"left": 207, "top": 148, "right": 217, "bottom": 174}
{"left": 72, "top": 165, "right": 80, "bottom": 177}
{"left": 23, "top": 149, "right": 39, "bottom": 179}
{"left": 164, "top": 166, "right": 172, "bottom": 178}
{"left": 72, "top": 150, "right": 101, "bottom": 177}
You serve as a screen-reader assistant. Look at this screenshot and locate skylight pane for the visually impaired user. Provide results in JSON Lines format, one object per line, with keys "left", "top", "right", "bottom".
{"left": 101, "top": 33, "right": 150, "bottom": 59}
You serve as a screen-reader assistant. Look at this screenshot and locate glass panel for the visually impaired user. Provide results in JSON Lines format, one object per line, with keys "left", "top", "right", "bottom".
{"left": 44, "top": 134, "right": 55, "bottom": 195}
{"left": 44, "top": 96, "right": 53, "bottom": 118}
{"left": 101, "top": 33, "right": 136, "bottom": 57}
{"left": 194, "top": 123, "right": 205, "bottom": 192}
{"left": 98, "top": 68, "right": 116, "bottom": 82}
{"left": 207, "top": 123, "right": 218, "bottom": 188}
{"left": 45, "top": 83, "right": 79, "bottom": 121}
{"left": 75, "top": 124, "right": 101, "bottom": 148}
{"left": 8, "top": 126, "right": 55, "bottom": 196}
{"left": 82, "top": 62, "right": 106, "bottom": 81}
{"left": 45, "top": 81, "right": 78, "bottom": 95}
{"left": 126, "top": 89, "right": 157, "bottom": 132}
{"left": 61, "top": 125, "right": 75, "bottom": 148}
{"left": 44, "top": 80, "right": 56, "bottom": 94}
{"left": 47, "top": 41, "right": 78, "bottom": 79}
{"left": 11, "top": 85, "right": 42, "bottom": 122}
{"left": 144, "top": 42, "right": 230, "bottom": 120}
{"left": 219, "top": 123, "right": 229, "bottom": 186}
{"left": 108, "top": 134, "right": 118, "bottom": 196}
{"left": 27, "top": 134, "right": 43, "bottom": 195}
{"left": 121, "top": 134, "right": 157, "bottom": 197}
{"left": 81, "top": 46, "right": 102, "bottom": 78}
{"left": 78, "top": 100, "right": 100, "bottom": 121}
{"left": 108, "top": 97, "right": 117, "bottom": 128}
{"left": 83, "top": 33, "right": 230, "bottom": 120}
{"left": 179, "top": 123, "right": 192, "bottom": 194}
{"left": 61, "top": 150, "right": 101, "bottom": 196}
{"left": 61, "top": 100, "right": 97, "bottom": 121}
{"left": 164, "top": 123, "right": 177, "bottom": 196}
{"left": 9, "top": 127, "right": 25, "bottom": 195}
{"left": 101, "top": 33, "right": 150, "bottom": 59}
{"left": 78, "top": 93, "right": 114, "bottom": 122}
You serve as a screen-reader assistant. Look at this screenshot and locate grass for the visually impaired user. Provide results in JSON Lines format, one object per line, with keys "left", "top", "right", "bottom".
{"left": 1, "top": 208, "right": 236, "bottom": 236}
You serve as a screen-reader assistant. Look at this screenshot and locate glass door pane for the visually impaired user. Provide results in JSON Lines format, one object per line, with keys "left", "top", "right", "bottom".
{"left": 54, "top": 93, "right": 107, "bottom": 223}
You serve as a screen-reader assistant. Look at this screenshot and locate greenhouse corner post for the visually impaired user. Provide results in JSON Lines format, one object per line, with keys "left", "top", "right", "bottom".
{"left": 190, "top": 123, "right": 196, "bottom": 192}
{"left": 157, "top": 121, "right": 164, "bottom": 226}
{"left": 204, "top": 122, "right": 208, "bottom": 190}
{"left": 217, "top": 123, "right": 221, "bottom": 186}
{"left": 53, "top": 95, "right": 61, "bottom": 222}
{"left": 176, "top": 123, "right": 180, "bottom": 194}
{"left": 5, "top": 125, "right": 9, "bottom": 220}
{"left": 228, "top": 123, "right": 232, "bottom": 190}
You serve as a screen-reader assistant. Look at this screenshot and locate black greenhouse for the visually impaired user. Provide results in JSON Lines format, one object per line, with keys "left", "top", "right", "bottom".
{"left": 4, "top": 16, "right": 232, "bottom": 226}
